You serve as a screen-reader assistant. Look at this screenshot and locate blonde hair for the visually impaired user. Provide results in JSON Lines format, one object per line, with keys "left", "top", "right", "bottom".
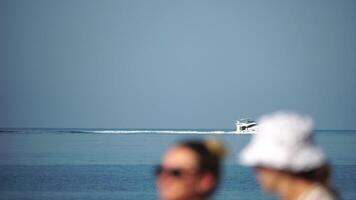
{"left": 205, "top": 138, "right": 228, "bottom": 160}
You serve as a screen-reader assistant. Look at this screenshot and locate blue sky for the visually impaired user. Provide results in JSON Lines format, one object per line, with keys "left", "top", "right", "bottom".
{"left": 1, "top": 0, "right": 356, "bottom": 129}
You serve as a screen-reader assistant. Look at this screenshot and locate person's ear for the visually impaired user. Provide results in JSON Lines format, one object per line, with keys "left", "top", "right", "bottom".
{"left": 197, "top": 173, "right": 216, "bottom": 194}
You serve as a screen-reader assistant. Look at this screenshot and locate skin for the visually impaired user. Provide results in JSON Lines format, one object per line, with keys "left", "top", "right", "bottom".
{"left": 157, "top": 146, "right": 216, "bottom": 200}
{"left": 256, "top": 167, "right": 315, "bottom": 200}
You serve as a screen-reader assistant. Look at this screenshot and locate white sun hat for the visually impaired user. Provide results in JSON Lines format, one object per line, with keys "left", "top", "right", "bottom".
{"left": 239, "top": 111, "right": 326, "bottom": 172}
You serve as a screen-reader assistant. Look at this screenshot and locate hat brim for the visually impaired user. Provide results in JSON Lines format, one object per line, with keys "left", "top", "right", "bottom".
{"left": 239, "top": 138, "right": 326, "bottom": 172}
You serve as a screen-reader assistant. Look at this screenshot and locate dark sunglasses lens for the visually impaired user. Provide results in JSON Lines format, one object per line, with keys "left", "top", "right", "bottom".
{"left": 170, "top": 169, "right": 182, "bottom": 177}
{"left": 154, "top": 166, "right": 183, "bottom": 178}
{"left": 154, "top": 165, "right": 163, "bottom": 176}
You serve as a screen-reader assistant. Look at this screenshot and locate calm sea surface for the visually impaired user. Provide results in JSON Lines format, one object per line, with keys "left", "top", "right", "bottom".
{"left": 0, "top": 129, "right": 355, "bottom": 200}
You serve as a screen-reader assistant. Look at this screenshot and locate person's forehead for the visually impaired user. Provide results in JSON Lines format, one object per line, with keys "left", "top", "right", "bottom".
{"left": 162, "top": 146, "right": 199, "bottom": 169}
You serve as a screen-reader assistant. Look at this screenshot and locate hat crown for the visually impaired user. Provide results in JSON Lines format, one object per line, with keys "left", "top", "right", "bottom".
{"left": 257, "top": 111, "right": 314, "bottom": 146}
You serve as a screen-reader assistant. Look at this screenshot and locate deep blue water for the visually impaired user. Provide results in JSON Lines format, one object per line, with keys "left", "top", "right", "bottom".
{"left": 0, "top": 129, "right": 355, "bottom": 200}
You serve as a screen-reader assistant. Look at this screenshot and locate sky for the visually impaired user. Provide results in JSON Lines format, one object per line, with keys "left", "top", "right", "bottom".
{"left": 0, "top": 0, "right": 356, "bottom": 129}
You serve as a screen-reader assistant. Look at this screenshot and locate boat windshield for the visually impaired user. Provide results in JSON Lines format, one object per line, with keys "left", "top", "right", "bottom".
{"left": 238, "top": 119, "right": 254, "bottom": 124}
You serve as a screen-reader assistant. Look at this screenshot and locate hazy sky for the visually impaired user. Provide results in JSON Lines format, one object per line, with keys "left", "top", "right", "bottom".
{"left": 1, "top": 0, "right": 356, "bottom": 129}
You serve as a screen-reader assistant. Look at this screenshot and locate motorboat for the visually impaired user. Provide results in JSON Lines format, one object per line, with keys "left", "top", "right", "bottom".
{"left": 235, "top": 119, "right": 258, "bottom": 134}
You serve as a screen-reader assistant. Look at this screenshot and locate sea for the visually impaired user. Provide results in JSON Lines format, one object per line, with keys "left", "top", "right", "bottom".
{"left": 0, "top": 129, "right": 355, "bottom": 200}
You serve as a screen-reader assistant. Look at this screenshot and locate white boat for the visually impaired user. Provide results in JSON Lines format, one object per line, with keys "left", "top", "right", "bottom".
{"left": 235, "top": 119, "right": 258, "bottom": 134}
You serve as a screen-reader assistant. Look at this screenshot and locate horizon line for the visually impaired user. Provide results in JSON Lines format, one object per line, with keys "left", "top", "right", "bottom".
{"left": 0, "top": 127, "right": 356, "bottom": 132}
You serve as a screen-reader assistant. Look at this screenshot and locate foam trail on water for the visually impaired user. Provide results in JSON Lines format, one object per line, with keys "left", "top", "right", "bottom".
{"left": 0, "top": 129, "right": 239, "bottom": 135}
{"left": 89, "top": 130, "right": 237, "bottom": 134}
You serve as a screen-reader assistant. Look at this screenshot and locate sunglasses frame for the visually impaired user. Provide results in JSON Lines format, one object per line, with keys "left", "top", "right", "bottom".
{"left": 154, "top": 165, "right": 200, "bottom": 178}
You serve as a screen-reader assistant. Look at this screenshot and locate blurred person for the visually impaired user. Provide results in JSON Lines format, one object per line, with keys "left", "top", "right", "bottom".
{"left": 239, "top": 111, "right": 338, "bottom": 200}
{"left": 155, "top": 139, "right": 227, "bottom": 200}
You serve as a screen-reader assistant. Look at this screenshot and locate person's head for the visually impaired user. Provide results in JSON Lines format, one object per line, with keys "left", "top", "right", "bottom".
{"left": 156, "top": 139, "right": 227, "bottom": 200}
{"left": 239, "top": 111, "right": 333, "bottom": 197}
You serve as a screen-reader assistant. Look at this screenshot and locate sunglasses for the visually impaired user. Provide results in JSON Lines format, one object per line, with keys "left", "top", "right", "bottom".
{"left": 154, "top": 165, "right": 198, "bottom": 178}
